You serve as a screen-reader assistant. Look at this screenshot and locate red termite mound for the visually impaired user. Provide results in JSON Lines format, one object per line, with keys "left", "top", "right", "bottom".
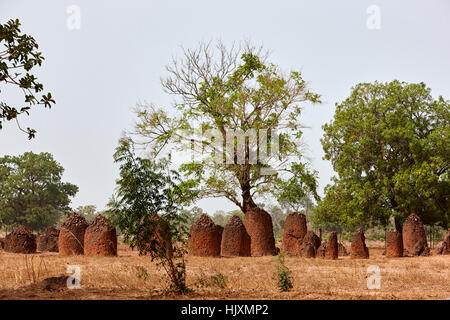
{"left": 317, "top": 242, "right": 327, "bottom": 258}
{"left": 84, "top": 215, "right": 117, "bottom": 257}
{"left": 437, "top": 229, "right": 450, "bottom": 255}
{"left": 138, "top": 215, "right": 174, "bottom": 258}
{"left": 4, "top": 226, "right": 36, "bottom": 254}
{"left": 37, "top": 227, "right": 60, "bottom": 252}
{"left": 350, "top": 229, "right": 369, "bottom": 259}
{"left": 402, "top": 213, "right": 430, "bottom": 257}
{"left": 386, "top": 230, "right": 403, "bottom": 257}
{"left": 325, "top": 231, "right": 338, "bottom": 260}
{"left": 282, "top": 212, "right": 307, "bottom": 256}
{"left": 244, "top": 207, "right": 276, "bottom": 256}
{"left": 189, "top": 214, "right": 222, "bottom": 257}
{"left": 59, "top": 213, "right": 88, "bottom": 256}
{"left": 37, "top": 234, "right": 47, "bottom": 252}
{"left": 221, "top": 215, "right": 251, "bottom": 257}
{"left": 45, "top": 227, "right": 60, "bottom": 252}
{"left": 299, "top": 231, "right": 321, "bottom": 258}
{"left": 338, "top": 242, "right": 349, "bottom": 256}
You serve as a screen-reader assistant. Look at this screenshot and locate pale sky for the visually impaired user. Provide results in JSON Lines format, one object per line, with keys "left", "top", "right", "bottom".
{"left": 1, "top": 0, "right": 449, "bottom": 214}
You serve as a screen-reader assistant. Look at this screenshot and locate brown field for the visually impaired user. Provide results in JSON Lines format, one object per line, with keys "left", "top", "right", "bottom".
{"left": 0, "top": 241, "right": 448, "bottom": 300}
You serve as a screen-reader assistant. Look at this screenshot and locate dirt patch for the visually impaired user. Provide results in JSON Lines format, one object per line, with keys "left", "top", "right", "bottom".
{"left": 189, "top": 214, "right": 222, "bottom": 257}
{"left": 325, "top": 231, "right": 338, "bottom": 260}
{"left": 221, "top": 215, "right": 251, "bottom": 257}
{"left": 84, "top": 215, "right": 117, "bottom": 257}
{"left": 386, "top": 230, "right": 403, "bottom": 257}
{"left": 244, "top": 207, "right": 276, "bottom": 256}
{"left": 4, "top": 226, "right": 36, "bottom": 254}
{"left": 282, "top": 212, "right": 307, "bottom": 256}
{"left": 40, "top": 275, "right": 71, "bottom": 291}
{"left": 402, "top": 213, "right": 429, "bottom": 257}
{"left": 59, "top": 213, "right": 88, "bottom": 256}
{"left": 350, "top": 229, "right": 369, "bottom": 259}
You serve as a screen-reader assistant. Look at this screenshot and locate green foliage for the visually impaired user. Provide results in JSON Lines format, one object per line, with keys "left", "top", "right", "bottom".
{"left": 76, "top": 205, "right": 99, "bottom": 223}
{"left": 133, "top": 41, "right": 320, "bottom": 213}
{"left": 107, "top": 137, "right": 195, "bottom": 295}
{"left": 272, "top": 252, "right": 293, "bottom": 292}
{"left": 0, "top": 152, "right": 78, "bottom": 232}
{"left": 317, "top": 81, "right": 449, "bottom": 230}
{"left": 196, "top": 273, "right": 228, "bottom": 289}
{"left": 266, "top": 205, "right": 288, "bottom": 241}
{"left": 272, "top": 162, "right": 319, "bottom": 212}
{"left": 0, "top": 19, "right": 55, "bottom": 139}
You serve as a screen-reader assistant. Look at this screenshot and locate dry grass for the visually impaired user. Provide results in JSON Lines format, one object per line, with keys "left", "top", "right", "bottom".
{"left": 0, "top": 242, "right": 448, "bottom": 300}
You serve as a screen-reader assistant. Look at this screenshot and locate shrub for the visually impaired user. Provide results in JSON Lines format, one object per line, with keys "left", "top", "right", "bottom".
{"left": 273, "top": 252, "right": 293, "bottom": 292}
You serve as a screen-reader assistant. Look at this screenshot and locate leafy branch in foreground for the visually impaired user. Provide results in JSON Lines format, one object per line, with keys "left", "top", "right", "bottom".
{"left": 0, "top": 19, "right": 55, "bottom": 139}
{"left": 107, "top": 137, "right": 194, "bottom": 294}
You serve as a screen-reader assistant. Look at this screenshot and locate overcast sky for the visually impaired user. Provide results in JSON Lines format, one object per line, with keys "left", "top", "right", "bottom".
{"left": 1, "top": 0, "right": 449, "bottom": 214}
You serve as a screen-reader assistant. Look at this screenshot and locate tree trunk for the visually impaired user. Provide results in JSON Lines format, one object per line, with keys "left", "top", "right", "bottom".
{"left": 394, "top": 216, "right": 402, "bottom": 232}
{"left": 242, "top": 187, "right": 257, "bottom": 213}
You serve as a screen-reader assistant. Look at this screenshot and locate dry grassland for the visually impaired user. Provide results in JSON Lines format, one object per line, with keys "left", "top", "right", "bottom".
{"left": 0, "top": 241, "right": 448, "bottom": 300}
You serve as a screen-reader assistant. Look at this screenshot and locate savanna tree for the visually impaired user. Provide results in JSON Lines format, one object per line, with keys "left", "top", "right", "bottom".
{"left": 132, "top": 41, "right": 320, "bottom": 254}
{"left": 316, "top": 80, "right": 449, "bottom": 231}
{"left": 0, "top": 152, "right": 78, "bottom": 231}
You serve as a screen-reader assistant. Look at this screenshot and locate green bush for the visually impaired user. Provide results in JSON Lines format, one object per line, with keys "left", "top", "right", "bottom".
{"left": 272, "top": 253, "right": 293, "bottom": 292}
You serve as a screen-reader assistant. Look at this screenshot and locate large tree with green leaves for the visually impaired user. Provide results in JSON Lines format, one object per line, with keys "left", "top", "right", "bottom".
{"left": 316, "top": 80, "right": 449, "bottom": 231}
{"left": 133, "top": 41, "right": 320, "bottom": 216}
{"left": 0, "top": 152, "right": 78, "bottom": 231}
{"left": 0, "top": 19, "right": 55, "bottom": 139}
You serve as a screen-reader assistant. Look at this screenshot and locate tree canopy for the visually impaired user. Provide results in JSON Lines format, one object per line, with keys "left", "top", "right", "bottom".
{"left": 315, "top": 80, "right": 449, "bottom": 230}
{"left": 133, "top": 41, "right": 320, "bottom": 214}
{"left": 0, "top": 152, "right": 78, "bottom": 231}
{"left": 0, "top": 19, "right": 55, "bottom": 139}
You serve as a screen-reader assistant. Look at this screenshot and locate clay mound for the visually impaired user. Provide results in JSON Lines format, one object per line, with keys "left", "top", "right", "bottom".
{"left": 436, "top": 229, "right": 450, "bottom": 255}
{"left": 244, "top": 207, "right": 276, "bottom": 256}
{"left": 325, "top": 231, "right": 338, "bottom": 260}
{"left": 189, "top": 214, "right": 222, "bottom": 257}
{"left": 316, "top": 242, "right": 327, "bottom": 258}
{"left": 402, "top": 213, "right": 429, "bottom": 257}
{"left": 4, "top": 226, "right": 36, "bottom": 254}
{"left": 338, "top": 242, "right": 349, "bottom": 256}
{"left": 138, "top": 215, "right": 174, "bottom": 258}
{"left": 44, "top": 227, "right": 59, "bottom": 252}
{"left": 37, "top": 234, "right": 47, "bottom": 252}
{"left": 84, "top": 215, "right": 117, "bottom": 257}
{"left": 282, "top": 212, "right": 307, "bottom": 256}
{"left": 299, "top": 231, "right": 321, "bottom": 258}
{"left": 386, "top": 230, "right": 403, "bottom": 257}
{"left": 350, "top": 229, "right": 369, "bottom": 259}
{"left": 302, "top": 244, "right": 316, "bottom": 258}
{"left": 58, "top": 213, "right": 88, "bottom": 256}
{"left": 221, "top": 215, "right": 251, "bottom": 257}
